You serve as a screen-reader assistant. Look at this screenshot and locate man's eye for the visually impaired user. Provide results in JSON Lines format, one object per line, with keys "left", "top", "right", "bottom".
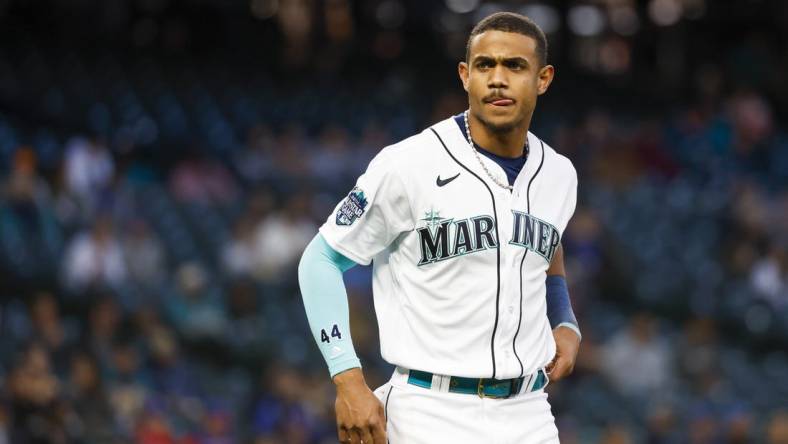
{"left": 505, "top": 61, "right": 524, "bottom": 70}
{"left": 477, "top": 61, "right": 493, "bottom": 68}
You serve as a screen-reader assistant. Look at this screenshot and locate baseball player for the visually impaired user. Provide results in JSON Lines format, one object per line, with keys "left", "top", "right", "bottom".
{"left": 299, "top": 12, "right": 580, "bottom": 444}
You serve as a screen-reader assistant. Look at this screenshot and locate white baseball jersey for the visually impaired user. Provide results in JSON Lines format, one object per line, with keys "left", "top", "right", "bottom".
{"left": 320, "top": 116, "right": 577, "bottom": 380}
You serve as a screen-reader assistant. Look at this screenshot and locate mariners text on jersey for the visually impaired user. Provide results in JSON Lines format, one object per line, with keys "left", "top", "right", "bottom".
{"left": 320, "top": 117, "right": 578, "bottom": 381}
{"left": 417, "top": 210, "right": 561, "bottom": 266}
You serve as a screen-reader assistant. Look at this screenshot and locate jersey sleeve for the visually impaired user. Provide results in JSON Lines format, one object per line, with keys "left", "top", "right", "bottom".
{"left": 556, "top": 161, "right": 578, "bottom": 235}
{"left": 319, "top": 149, "right": 414, "bottom": 265}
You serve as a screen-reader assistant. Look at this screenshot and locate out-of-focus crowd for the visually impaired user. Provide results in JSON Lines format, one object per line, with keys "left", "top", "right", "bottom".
{"left": 0, "top": 83, "right": 786, "bottom": 442}
{"left": 0, "top": 0, "right": 787, "bottom": 440}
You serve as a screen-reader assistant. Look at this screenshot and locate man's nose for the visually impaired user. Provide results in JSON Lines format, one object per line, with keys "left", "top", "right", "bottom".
{"left": 487, "top": 65, "right": 508, "bottom": 88}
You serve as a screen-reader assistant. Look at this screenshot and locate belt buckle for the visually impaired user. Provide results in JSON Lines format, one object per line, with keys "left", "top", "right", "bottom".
{"left": 477, "top": 378, "right": 511, "bottom": 399}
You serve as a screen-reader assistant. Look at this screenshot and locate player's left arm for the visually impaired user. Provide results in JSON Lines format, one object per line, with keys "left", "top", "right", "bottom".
{"left": 544, "top": 243, "right": 581, "bottom": 382}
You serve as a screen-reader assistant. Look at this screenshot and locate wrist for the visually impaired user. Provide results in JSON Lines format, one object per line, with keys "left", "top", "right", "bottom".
{"left": 332, "top": 367, "right": 365, "bottom": 389}
{"left": 555, "top": 322, "right": 582, "bottom": 341}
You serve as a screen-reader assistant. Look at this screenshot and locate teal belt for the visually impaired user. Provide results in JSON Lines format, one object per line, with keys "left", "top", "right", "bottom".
{"left": 406, "top": 369, "right": 548, "bottom": 399}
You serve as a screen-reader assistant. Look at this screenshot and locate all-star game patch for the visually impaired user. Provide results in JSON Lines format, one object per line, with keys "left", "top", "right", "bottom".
{"left": 335, "top": 187, "right": 368, "bottom": 226}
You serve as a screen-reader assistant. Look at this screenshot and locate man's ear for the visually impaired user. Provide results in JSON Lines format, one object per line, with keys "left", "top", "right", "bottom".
{"left": 458, "top": 61, "right": 470, "bottom": 92}
{"left": 537, "top": 64, "right": 555, "bottom": 95}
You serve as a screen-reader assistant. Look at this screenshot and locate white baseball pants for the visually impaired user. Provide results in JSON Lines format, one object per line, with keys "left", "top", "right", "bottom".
{"left": 373, "top": 368, "right": 560, "bottom": 444}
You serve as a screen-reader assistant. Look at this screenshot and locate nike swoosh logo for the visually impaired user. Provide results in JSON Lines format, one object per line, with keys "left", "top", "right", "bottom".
{"left": 436, "top": 173, "right": 460, "bottom": 187}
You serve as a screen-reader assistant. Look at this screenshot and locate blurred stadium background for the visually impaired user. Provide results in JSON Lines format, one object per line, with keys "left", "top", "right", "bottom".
{"left": 0, "top": 0, "right": 786, "bottom": 442}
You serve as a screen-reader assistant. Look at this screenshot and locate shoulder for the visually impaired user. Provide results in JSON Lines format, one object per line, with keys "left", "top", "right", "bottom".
{"left": 530, "top": 132, "right": 577, "bottom": 183}
{"left": 368, "top": 119, "right": 452, "bottom": 169}
{"left": 373, "top": 132, "right": 427, "bottom": 163}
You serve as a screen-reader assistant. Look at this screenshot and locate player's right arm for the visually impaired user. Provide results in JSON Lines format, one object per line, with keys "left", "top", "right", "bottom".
{"left": 299, "top": 145, "right": 414, "bottom": 444}
{"left": 298, "top": 234, "right": 385, "bottom": 444}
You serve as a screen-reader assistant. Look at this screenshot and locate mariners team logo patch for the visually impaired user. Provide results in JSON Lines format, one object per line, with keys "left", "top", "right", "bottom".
{"left": 335, "top": 187, "right": 368, "bottom": 226}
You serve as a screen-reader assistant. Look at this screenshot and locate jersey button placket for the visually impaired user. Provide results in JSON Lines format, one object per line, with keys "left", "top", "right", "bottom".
{"left": 497, "top": 196, "right": 520, "bottom": 377}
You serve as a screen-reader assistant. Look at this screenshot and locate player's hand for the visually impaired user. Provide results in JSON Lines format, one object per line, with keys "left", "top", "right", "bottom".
{"left": 333, "top": 368, "right": 387, "bottom": 444}
{"left": 545, "top": 325, "right": 580, "bottom": 382}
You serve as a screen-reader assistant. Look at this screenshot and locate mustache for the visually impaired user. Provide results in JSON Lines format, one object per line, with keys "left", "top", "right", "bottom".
{"left": 482, "top": 92, "right": 515, "bottom": 102}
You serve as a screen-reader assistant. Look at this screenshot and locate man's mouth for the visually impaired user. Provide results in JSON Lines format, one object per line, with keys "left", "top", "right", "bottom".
{"left": 485, "top": 97, "right": 515, "bottom": 107}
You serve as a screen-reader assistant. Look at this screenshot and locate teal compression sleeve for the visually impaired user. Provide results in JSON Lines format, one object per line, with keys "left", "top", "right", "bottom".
{"left": 298, "top": 233, "right": 361, "bottom": 378}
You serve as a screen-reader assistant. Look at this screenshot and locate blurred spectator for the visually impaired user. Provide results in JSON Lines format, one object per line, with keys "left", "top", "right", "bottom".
{"left": 221, "top": 215, "right": 258, "bottom": 278}
{"left": 632, "top": 120, "right": 679, "bottom": 179}
{"left": 63, "top": 136, "right": 115, "bottom": 211}
{"left": 1, "top": 147, "right": 58, "bottom": 273}
{"left": 196, "top": 408, "right": 233, "bottom": 444}
{"left": 225, "top": 280, "right": 266, "bottom": 354}
{"left": 122, "top": 218, "right": 167, "bottom": 287}
{"left": 645, "top": 405, "right": 679, "bottom": 444}
{"left": 599, "top": 423, "right": 634, "bottom": 444}
{"left": 309, "top": 124, "right": 354, "bottom": 184}
{"left": 86, "top": 296, "right": 123, "bottom": 373}
{"left": 724, "top": 404, "right": 754, "bottom": 444}
{"left": 563, "top": 207, "right": 604, "bottom": 309}
{"left": 135, "top": 408, "right": 175, "bottom": 444}
{"left": 170, "top": 153, "right": 239, "bottom": 205}
{"left": 253, "top": 193, "right": 316, "bottom": 282}
{"left": 29, "top": 292, "right": 73, "bottom": 377}
{"left": 61, "top": 215, "right": 127, "bottom": 292}
{"left": 599, "top": 313, "right": 674, "bottom": 398}
{"left": 107, "top": 340, "right": 150, "bottom": 438}
{"left": 686, "top": 403, "right": 724, "bottom": 444}
{"left": 766, "top": 410, "right": 788, "bottom": 444}
{"left": 270, "top": 125, "right": 310, "bottom": 179}
{"left": 66, "top": 352, "right": 114, "bottom": 442}
{"left": 730, "top": 182, "right": 772, "bottom": 243}
{"left": 233, "top": 124, "right": 276, "bottom": 185}
{"left": 165, "top": 262, "right": 227, "bottom": 342}
{"left": 251, "top": 366, "right": 328, "bottom": 444}
{"left": 7, "top": 343, "right": 67, "bottom": 443}
{"left": 2, "top": 147, "right": 52, "bottom": 229}
{"left": 750, "top": 244, "right": 787, "bottom": 309}
{"left": 677, "top": 318, "right": 720, "bottom": 384}
{"left": 145, "top": 325, "right": 196, "bottom": 398}
{"left": 727, "top": 91, "right": 774, "bottom": 162}
{"left": 277, "top": 0, "right": 315, "bottom": 68}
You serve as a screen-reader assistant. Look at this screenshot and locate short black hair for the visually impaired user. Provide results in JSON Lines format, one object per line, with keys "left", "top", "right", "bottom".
{"left": 465, "top": 12, "right": 548, "bottom": 67}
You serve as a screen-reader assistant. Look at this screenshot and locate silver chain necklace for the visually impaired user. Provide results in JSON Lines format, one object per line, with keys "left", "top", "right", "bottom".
{"left": 463, "top": 110, "right": 528, "bottom": 191}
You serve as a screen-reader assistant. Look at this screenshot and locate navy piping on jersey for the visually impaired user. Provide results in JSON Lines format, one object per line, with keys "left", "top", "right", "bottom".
{"left": 453, "top": 113, "right": 528, "bottom": 187}
{"left": 452, "top": 113, "right": 541, "bottom": 378}
{"left": 513, "top": 140, "right": 545, "bottom": 378}
{"left": 429, "top": 128, "right": 503, "bottom": 380}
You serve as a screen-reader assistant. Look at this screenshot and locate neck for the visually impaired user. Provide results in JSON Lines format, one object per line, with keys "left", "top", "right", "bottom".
{"left": 467, "top": 111, "right": 530, "bottom": 158}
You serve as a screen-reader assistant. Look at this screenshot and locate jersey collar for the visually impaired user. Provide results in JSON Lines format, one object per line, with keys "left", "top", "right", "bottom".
{"left": 429, "top": 117, "right": 544, "bottom": 192}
